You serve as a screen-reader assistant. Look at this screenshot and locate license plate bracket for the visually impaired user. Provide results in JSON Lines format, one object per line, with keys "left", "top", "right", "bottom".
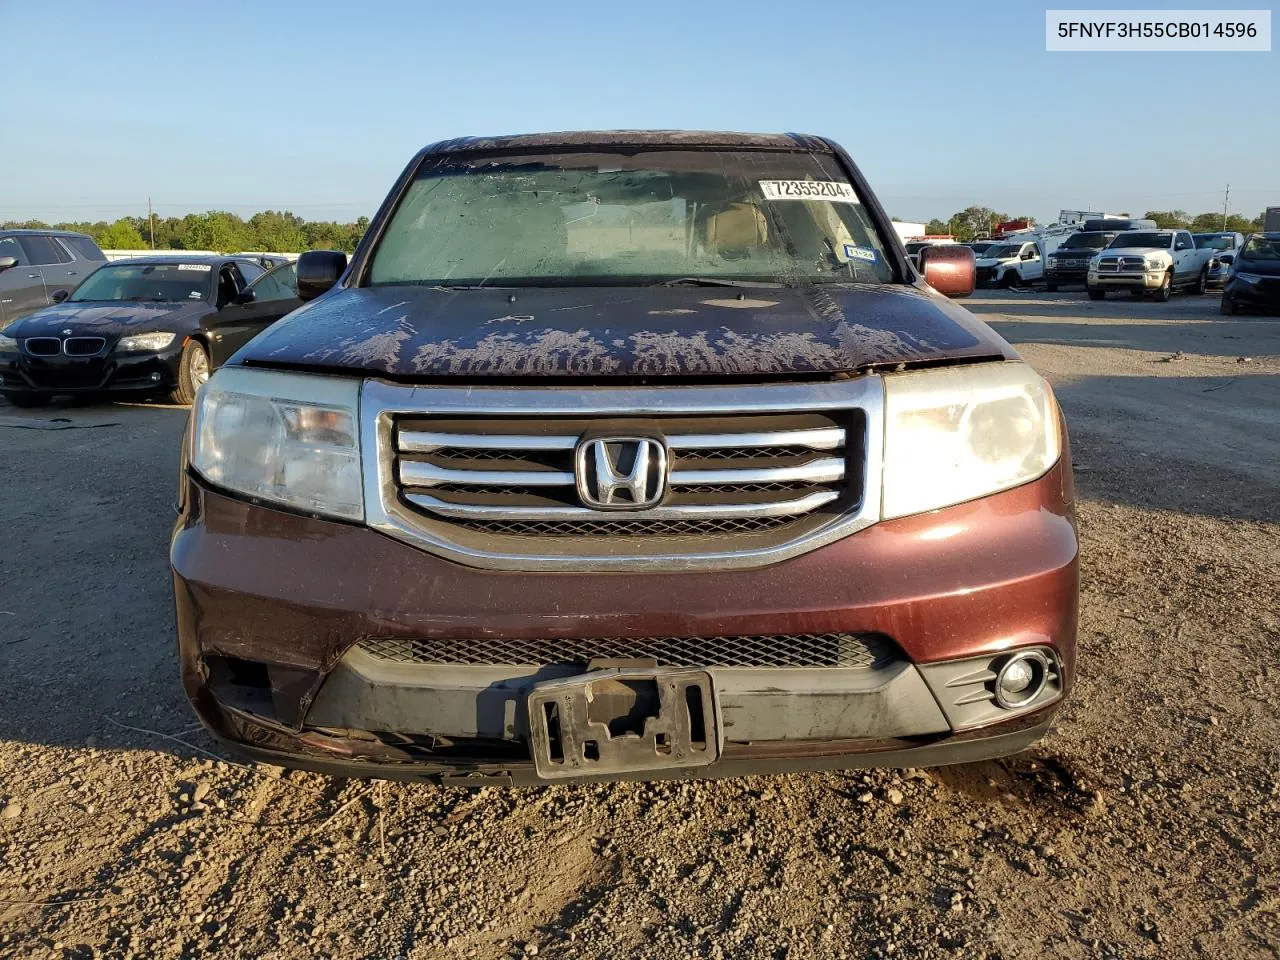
{"left": 526, "top": 668, "right": 719, "bottom": 779}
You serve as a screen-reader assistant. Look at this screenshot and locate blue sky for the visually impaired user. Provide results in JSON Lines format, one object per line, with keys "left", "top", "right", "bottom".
{"left": 1, "top": 0, "right": 1274, "bottom": 225}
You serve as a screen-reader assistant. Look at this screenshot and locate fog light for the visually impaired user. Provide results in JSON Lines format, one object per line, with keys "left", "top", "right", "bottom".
{"left": 150, "top": 372, "right": 162, "bottom": 382}
{"left": 994, "top": 650, "right": 1049, "bottom": 709}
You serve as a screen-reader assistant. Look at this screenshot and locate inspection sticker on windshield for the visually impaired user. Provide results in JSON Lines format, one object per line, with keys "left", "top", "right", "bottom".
{"left": 760, "top": 180, "right": 858, "bottom": 202}
{"left": 843, "top": 244, "right": 878, "bottom": 263}
{"left": 177, "top": 263, "right": 212, "bottom": 271}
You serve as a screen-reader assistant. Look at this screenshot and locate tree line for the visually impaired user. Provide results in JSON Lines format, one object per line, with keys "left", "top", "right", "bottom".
{"left": 918, "top": 206, "right": 1267, "bottom": 241}
{"left": 0, "top": 210, "right": 370, "bottom": 254}
{"left": 6, "top": 205, "right": 1271, "bottom": 253}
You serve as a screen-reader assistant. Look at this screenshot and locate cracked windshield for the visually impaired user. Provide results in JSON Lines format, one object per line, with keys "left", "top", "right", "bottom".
{"left": 369, "top": 150, "right": 894, "bottom": 286}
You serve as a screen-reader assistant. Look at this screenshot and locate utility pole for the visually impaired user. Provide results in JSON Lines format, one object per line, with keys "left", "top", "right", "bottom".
{"left": 1222, "top": 184, "right": 1230, "bottom": 231}
{"left": 148, "top": 197, "right": 155, "bottom": 249}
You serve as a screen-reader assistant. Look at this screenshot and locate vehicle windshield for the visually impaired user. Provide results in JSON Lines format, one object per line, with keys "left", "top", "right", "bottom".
{"left": 68, "top": 262, "right": 212, "bottom": 302}
{"left": 1240, "top": 236, "right": 1280, "bottom": 260}
{"left": 1059, "top": 232, "right": 1113, "bottom": 250}
{"left": 1193, "top": 233, "right": 1235, "bottom": 250}
{"left": 982, "top": 245, "right": 1020, "bottom": 259}
{"left": 367, "top": 149, "right": 895, "bottom": 287}
{"left": 968, "top": 241, "right": 997, "bottom": 253}
{"left": 1107, "top": 232, "right": 1172, "bottom": 249}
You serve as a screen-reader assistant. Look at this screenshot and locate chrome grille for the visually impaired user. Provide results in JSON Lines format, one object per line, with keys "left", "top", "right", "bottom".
{"left": 1096, "top": 256, "right": 1146, "bottom": 273}
{"left": 357, "top": 633, "right": 901, "bottom": 670}
{"left": 392, "top": 415, "right": 856, "bottom": 531}
{"left": 362, "top": 379, "right": 885, "bottom": 572}
{"left": 64, "top": 337, "right": 106, "bottom": 357}
{"left": 23, "top": 338, "right": 60, "bottom": 357}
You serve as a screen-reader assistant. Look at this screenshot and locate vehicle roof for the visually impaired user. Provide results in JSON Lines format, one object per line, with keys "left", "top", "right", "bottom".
{"left": 1249, "top": 232, "right": 1280, "bottom": 240}
{"left": 422, "top": 130, "right": 833, "bottom": 155}
{"left": 0, "top": 228, "right": 97, "bottom": 239}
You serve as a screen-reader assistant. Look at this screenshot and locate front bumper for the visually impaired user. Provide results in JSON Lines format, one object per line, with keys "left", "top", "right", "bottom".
{"left": 1045, "top": 264, "right": 1091, "bottom": 283}
{"left": 172, "top": 457, "right": 1079, "bottom": 785}
{"left": 0, "top": 345, "right": 182, "bottom": 395}
{"left": 1087, "top": 269, "right": 1166, "bottom": 290}
{"left": 1223, "top": 276, "right": 1280, "bottom": 307}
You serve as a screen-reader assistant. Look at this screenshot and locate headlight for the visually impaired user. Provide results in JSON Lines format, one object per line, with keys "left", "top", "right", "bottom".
{"left": 0, "top": 334, "right": 17, "bottom": 351}
{"left": 881, "top": 362, "right": 1060, "bottom": 520}
{"left": 117, "top": 331, "right": 178, "bottom": 352}
{"left": 1234, "top": 272, "right": 1262, "bottom": 284}
{"left": 1145, "top": 258, "right": 1164, "bottom": 270}
{"left": 191, "top": 367, "right": 363, "bottom": 520}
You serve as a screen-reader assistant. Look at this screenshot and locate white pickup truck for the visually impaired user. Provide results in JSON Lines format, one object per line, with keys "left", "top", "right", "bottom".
{"left": 1086, "top": 229, "right": 1215, "bottom": 301}
{"left": 974, "top": 240, "right": 1043, "bottom": 288}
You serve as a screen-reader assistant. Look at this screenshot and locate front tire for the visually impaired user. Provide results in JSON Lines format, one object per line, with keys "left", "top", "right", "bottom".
{"left": 2, "top": 392, "right": 51, "bottom": 408}
{"left": 1044, "top": 283, "right": 1058, "bottom": 292}
{"left": 168, "top": 339, "right": 210, "bottom": 406}
{"left": 1087, "top": 287, "right": 1106, "bottom": 301}
{"left": 1220, "top": 294, "right": 1237, "bottom": 316}
{"left": 1155, "top": 270, "right": 1173, "bottom": 302}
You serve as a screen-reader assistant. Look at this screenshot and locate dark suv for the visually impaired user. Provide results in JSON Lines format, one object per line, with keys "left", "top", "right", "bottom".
{"left": 1043, "top": 231, "right": 1117, "bottom": 291}
{"left": 171, "top": 131, "right": 1078, "bottom": 785}
{"left": 0, "top": 229, "right": 106, "bottom": 329}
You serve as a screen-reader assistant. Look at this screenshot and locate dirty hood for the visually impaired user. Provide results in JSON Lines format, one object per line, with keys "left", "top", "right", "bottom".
{"left": 235, "top": 284, "right": 1013, "bottom": 379}
{"left": 9, "top": 300, "right": 211, "bottom": 339}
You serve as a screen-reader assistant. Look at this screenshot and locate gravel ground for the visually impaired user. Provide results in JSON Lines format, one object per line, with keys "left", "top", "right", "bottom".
{"left": 1, "top": 290, "right": 1278, "bottom": 960}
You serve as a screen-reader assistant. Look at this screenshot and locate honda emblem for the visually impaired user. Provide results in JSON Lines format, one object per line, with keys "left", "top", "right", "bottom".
{"left": 574, "top": 437, "right": 667, "bottom": 510}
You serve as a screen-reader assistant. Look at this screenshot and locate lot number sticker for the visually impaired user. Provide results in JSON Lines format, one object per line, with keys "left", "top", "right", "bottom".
{"left": 760, "top": 180, "right": 858, "bottom": 202}
{"left": 177, "top": 263, "right": 212, "bottom": 271}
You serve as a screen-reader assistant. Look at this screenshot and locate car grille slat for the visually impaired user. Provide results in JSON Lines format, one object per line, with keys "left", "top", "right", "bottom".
{"left": 357, "top": 633, "right": 901, "bottom": 670}
{"left": 403, "top": 489, "right": 839, "bottom": 521}
{"left": 64, "top": 337, "right": 106, "bottom": 356}
{"left": 23, "top": 338, "right": 61, "bottom": 357}
{"left": 399, "top": 461, "right": 576, "bottom": 488}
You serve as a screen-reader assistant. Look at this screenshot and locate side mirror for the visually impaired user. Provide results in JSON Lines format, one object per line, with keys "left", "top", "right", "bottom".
{"left": 51, "top": 289, "right": 70, "bottom": 303}
{"left": 297, "top": 250, "right": 348, "bottom": 302}
{"left": 918, "top": 244, "right": 976, "bottom": 299}
{"left": 235, "top": 289, "right": 256, "bottom": 305}
{"left": 0, "top": 256, "right": 16, "bottom": 273}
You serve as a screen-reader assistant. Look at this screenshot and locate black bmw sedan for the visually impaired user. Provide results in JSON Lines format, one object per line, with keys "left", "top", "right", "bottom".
{"left": 0, "top": 255, "right": 300, "bottom": 406}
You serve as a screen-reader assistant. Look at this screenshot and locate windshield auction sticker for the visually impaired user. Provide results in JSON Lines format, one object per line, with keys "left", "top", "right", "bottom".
{"left": 177, "top": 264, "right": 213, "bottom": 271}
{"left": 759, "top": 180, "right": 858, "bottom": 202}
{"left": 1046, "top": 10, "right": 1270, "bottom": 50}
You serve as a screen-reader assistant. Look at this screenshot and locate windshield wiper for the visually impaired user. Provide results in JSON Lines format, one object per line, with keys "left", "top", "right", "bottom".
{"left": 656, "top": 277, "right": 787, "bottom": 288}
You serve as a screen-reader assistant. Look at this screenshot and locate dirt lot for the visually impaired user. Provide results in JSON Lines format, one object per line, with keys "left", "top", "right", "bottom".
{"left": 1, "top": 290, "right": 1278, "bottom": 960}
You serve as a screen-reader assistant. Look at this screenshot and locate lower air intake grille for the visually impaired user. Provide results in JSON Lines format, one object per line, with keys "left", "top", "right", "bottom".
{"left": 456, "top": 514, "right": 792, "bottom": 538}
{"left": 358, "top": 633, "right": 900, "bottom": 670}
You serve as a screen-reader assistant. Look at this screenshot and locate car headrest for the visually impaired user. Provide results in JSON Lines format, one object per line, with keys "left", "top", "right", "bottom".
{"left": 700, "top": 203, "right": 769, "bottom": 256}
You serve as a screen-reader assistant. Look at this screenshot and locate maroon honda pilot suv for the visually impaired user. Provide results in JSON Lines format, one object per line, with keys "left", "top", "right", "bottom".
{"left": 171, "top": 131, "right": 1077, "bottom": 785}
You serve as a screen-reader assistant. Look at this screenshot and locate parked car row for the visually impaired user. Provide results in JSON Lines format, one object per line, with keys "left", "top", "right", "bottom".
{"left": 959, "top": 220, "right": 1275, "bottom": 309}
